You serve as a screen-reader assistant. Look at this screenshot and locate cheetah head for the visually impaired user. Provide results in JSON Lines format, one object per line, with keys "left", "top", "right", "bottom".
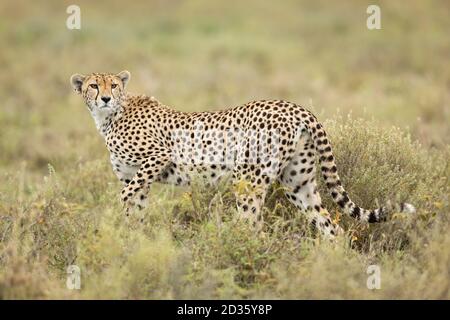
{"left": 70, "top": 71, "right": 130, "bottom": 112}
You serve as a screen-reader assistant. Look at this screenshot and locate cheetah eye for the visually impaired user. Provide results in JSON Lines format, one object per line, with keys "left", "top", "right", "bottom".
{"left": 111, "top": 83, "right": 118, "bottom": 89}
{"left": 89, "top": 84, "right": 98, "bottom": 89}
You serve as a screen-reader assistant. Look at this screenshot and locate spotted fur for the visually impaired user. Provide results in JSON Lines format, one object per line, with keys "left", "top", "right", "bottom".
{"left": 70, "top": 71, "right": 415, "bottom": 238}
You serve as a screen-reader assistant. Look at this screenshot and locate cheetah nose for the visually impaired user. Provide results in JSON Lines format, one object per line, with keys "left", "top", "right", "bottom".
{"left": 101, "top": 96, "right": 111, "bottom": 103}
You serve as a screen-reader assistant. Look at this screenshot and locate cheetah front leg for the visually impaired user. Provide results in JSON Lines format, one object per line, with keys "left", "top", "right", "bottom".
{"left": 110, "top": 154, "right": 139, "bottom": 186}
{"left": 120, "top": 149, "right": 172, "bottom": 219}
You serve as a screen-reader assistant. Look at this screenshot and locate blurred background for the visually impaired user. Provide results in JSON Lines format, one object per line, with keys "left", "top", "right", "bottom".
{"left": 0, "top": 0, "right": 448, "bottom": 176}
{"left": 0, "top": 0, "right": 449, "bottom": 299}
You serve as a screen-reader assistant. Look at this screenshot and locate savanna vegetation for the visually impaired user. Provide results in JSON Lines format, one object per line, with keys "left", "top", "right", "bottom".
{"left": 0, "top": 0, "right": 449, "bottom": 299}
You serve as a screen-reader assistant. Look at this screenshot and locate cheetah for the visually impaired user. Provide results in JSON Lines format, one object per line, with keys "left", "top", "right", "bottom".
{"left": 70, "top": 71, "right": 415, "bottom": 238}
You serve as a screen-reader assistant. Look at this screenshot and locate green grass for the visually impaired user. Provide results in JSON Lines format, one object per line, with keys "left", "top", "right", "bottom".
{"left": 0, "top": 0, "right": 449, "bottom": 299}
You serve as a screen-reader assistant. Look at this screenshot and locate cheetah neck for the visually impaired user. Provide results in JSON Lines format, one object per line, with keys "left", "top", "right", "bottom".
{"left": 90, "top": 107, "right": 119, "bottom": 137}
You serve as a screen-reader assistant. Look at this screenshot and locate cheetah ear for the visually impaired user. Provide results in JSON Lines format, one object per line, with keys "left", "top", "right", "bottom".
{"left": 70, "top": 73, "right": 85, "bottom": 94}
{"left": 117, "top": 70, "right": 131, "bottom": 88}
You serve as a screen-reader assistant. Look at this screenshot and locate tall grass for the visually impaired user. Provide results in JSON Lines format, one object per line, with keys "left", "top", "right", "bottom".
{"left": 0, "top": 118, "right": 448, "bottom": 299}
{"left": 0, "top": 0, "right": 449, "bottom": 299}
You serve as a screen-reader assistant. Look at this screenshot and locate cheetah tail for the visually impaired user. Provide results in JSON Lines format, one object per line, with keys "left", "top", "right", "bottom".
{"left": 305, "top": 118, "right": 416, "bottom": 223}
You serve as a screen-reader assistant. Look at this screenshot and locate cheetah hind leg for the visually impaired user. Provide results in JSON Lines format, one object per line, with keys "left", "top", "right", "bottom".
{"left": 234, "top": 190, "right": 269, "bottom": 230}
{"left": 279, "top": 154, "right": 343, "bottom": 239}
{"left": 232, "top": 172, "right": 270, "bottom": 230}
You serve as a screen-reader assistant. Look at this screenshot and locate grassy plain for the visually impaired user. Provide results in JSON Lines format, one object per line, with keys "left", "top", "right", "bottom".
{"left": 0, "top": 0, "right": 449, "bottom": 299}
